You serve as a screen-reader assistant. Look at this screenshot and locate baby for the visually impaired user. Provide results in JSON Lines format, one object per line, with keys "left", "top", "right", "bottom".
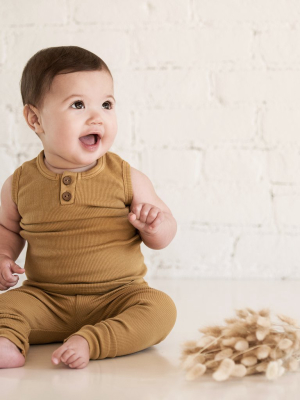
{"left": 0, "top": 46, "right": 177, "bottom": 369}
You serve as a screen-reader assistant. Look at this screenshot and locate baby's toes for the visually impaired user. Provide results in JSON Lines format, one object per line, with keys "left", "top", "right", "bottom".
{"left": 69, "top": 358, "right": 87, "bottom": 369}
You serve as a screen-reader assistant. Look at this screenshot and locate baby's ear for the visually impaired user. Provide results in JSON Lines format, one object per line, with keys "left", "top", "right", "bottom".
{"left": 23, "top": 104, "right": 44, "bottom": 135}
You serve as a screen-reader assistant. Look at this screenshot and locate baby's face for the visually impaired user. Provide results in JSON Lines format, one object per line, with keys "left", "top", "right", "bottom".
{"left": 33, "top": 70, "right": 117, "bottom": 169}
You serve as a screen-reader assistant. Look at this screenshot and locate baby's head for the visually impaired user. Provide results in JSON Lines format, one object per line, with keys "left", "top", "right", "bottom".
{"left": 20, "top": 46, "right": 117, "bottom": 172}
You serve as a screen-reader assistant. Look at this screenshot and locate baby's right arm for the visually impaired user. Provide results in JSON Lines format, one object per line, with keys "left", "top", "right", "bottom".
{"left": 0, "top": 175, "right": 26, "bottom": 291}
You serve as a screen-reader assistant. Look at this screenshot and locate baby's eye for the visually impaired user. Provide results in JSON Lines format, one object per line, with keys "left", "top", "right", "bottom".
{"left": 71, "top": 100, "right": 85, "bottom": 109}
{"left": 102, "top": 101, "right": 113, "bottom": 110}
{"left": 70, "top": 100, "right": 113, "bottom": 110}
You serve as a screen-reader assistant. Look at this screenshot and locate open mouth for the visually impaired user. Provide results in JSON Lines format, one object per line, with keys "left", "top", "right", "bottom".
{"left": 79, "top": 134, "right": 100, "bottom": 146}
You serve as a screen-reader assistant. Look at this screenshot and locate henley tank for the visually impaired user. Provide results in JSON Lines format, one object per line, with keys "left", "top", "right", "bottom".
{"left": 11, "top": 150, "right": 147, "bottom": 295}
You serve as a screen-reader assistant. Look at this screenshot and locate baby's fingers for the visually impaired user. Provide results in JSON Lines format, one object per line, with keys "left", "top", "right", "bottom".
{"left": 11, "top": 263, "right": 25, "bottom": 274}
{"left": 1, "top": 268, "right": 18, "bottom": 283}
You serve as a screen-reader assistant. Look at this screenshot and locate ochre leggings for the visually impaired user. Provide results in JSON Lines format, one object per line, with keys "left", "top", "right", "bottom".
{"left": 0, "top": 281, "right": 177, "bottom": 360}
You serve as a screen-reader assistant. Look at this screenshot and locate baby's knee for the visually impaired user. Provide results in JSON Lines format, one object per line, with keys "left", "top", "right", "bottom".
{"left": 149, "top": 289, "right": 177, "bottom": 332}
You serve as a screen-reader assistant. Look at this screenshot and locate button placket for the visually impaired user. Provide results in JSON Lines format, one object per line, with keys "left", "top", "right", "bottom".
{"left": 60, "top": 173, "right": 77, "bottom": 204}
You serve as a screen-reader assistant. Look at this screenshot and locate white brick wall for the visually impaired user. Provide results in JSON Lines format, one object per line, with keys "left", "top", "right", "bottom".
{"left": 0, "top": 0, "right": 300, "bottom": 281}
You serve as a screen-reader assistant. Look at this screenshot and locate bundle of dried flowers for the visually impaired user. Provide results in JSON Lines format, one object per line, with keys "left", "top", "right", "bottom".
{"left": 180, "top": 307, "right": 300, "bottom": 381}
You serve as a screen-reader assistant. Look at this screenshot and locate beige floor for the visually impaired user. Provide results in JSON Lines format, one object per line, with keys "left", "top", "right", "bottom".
{"left": 1, "top": 277, "right": 300, "bottom": 400}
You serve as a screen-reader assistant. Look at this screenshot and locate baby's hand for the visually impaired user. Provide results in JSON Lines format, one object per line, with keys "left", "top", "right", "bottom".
{"left": 128, "top": 203, "right": 165, "bottom": 235}
{"left": 0, "top": 255, "right": 25, "bottom": 291}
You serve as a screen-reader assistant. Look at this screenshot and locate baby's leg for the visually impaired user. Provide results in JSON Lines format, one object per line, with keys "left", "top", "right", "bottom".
{"left": 63, "top": 282, "right": 177, "bottom": 360}
{"left": 0, "top": 286, "right": 76, "bottom": 368}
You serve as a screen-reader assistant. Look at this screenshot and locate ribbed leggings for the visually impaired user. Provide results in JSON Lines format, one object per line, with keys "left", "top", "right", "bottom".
{"left": 0, "top": 281, "right": 177, "bottom": 360}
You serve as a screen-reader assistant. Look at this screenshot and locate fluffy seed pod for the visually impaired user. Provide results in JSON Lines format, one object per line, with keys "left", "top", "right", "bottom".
{"left": 214, "top": 348, "right": 233, "bottom": 361}
{"left": 182, "top": 354, "right": 200, "bottom": 371}
{"left": 245, "top": 365, "right": 260, "bottom": 376}
{"left": 266, "top": 361, "right": 285, "bottom": 380}
{"left": 241, "top": 356, "right": 257, "bottom": 366}
{"left": 256, "top": 327, "right": 269, "bottom": 341}
{"left": 205, "top": 359, "right": 220, "bottom": 369}
{"left": 194, "top": 354, "right": 206, "bottom": 364}
{"left": 196, "top": 335, "right": 216, "bottom": 348}
{"left": 278, "top": 338, "right": 293, "bottom": 350}
{"left": 256, "top": 361, "right": 269, "bottom": 372}
{"left": 212, "top": 358, "right": 235, "bottom": 381}
{"left": 269, "top": 348, "right": 284, "bottom": 359}
{"left": 257, "top": 316, "right": 271, "bottom": 328}
{"left": 180, "top": 340, "right": 198, "bottom": 349}
{"left": 186, "top": 363, "right": 207, "bottom": 381}
{"left": 277, "top": 314, "right": 299, "bottom": 327}
{"left": 198, "top": 325, "right": 223, "bottom": 336}
{"left": 235, "top": 309, "right": 249, "bottom": 319}
{"left": 285, "top": 357, "right": 299, "bottom": 371}
{"left": 224, "top": 318, "right": 239, "bottom": 324}
{"left": 256, "top": 345, "right": 271, "bottom": 359}
{"left": 258, "top": 308, "right": 270, "bottom": 318}
{"left": 246, "top": 315, "right": 258, "bottom": 325}
{"left": 230, "top": 363, "right": 247, "bottom": 377}
{"left": 234, "top": 339, "right": 249, "bottom": 351}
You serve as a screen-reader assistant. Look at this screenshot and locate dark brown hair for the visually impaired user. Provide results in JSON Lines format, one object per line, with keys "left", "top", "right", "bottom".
{"left": 20, "top": 45, "right": 112, "bottom": 110}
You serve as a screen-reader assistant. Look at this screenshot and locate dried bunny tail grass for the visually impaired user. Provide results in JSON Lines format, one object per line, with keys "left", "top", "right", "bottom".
{"left": 266, "top": 360, "right": 285, "bottom": 380}
{"left": 198, "top": 325, "right": 223, "bottom": 336}
{"left": 212, "top": 358, "right": 235, "bottom": 381}
{"left": 283, "top": 324, "right": 298, "bottom": 333}
{"left": 180, "top": 348, "right": 198, "bottom": 357}
{"left": 181, "top": 354, "right": 198, "bottom": 371}
{"left": 256, "top": 361, "right": 269, "bottom": 372}
{"left": 214, "top": 348, "right": 233, "bottom": 361}
{"left": 277, "top": 313, "right": 299, "bottom": 327}
{"left": 241, "top": 355, "right": 258, "bottom": 367}
{"left": 181, "top": 353, "right": 206, "bottom": 371}
{"left": 231, "top": 363, "right": 247, "bottom": 377}
{"left": 180, "top": 340, "right": 198, "bottom": 349}
{"left": 265, "top": 333, "right": 282, "bottom": 344}
{"left": 257, "top": 315, "right": 271, "bottom": 328}
{"left": 224, "top": 317, "right": 240, "bottom": 324}
{"left": 256, "top": 327, "right": 270, "bottom": 341}
{"left": 195, "top": 333, "right": 228, "bottom": 355}
{"left": 246, "top": 314, "right": 258, "bottom": 325}
{"left": 186, "top": 363, "right": 206, "bottom": 381}
{"left": 222, "top": 337, "right": 239, "bottom": 347}
{"left": 246, "top": 334, "right": 257, "bottom": 342}
{"left": 245, "top": 365, "right": 261, "bottom": 376}
{"left": 234, "top": 339, "right": 249, "bottom": 351}
{"left": 205, "top": 359, "right": 221, "bottom": 370}
{"left": 269, "top": 347, "right": 285, "bottom": 360}
{"left": 278, "top": 338, "right": 293, "bottom": 350}
{"left": 284, "top": 357, "right": 299, "bottom": 371}
{"left": 256, "top": 344, "right": 271, "bottom": 359}
{"left": 222, "top": 323, "right": 249, "bottom": 337}
{"left": 197, "top": 335, "right": 219, "bottom": 348}
{"left": 246, "top": 307, "right": 258, "bottom": 316}
{"left": 235, "top": 308, "right": 249, "bottom": 319}
{"left": 181, "top": 307, "right": 300, "bottom": 382}
{"left": 258, "top": 308, "right": 271, "bottom": 318}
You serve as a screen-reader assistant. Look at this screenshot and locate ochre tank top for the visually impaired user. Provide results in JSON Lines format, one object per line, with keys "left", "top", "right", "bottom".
{"left": 11, "top": 150, "right": 147, "bottom": 295}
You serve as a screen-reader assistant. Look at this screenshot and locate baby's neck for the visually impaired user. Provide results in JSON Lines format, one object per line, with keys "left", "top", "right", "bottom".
{"left": 43, "top": 155, "right": 97, "bottom": 174}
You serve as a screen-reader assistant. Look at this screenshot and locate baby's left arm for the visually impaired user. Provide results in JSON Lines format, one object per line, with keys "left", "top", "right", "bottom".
{"left": 128, "top": 166, "right": 177, "bottom": 250}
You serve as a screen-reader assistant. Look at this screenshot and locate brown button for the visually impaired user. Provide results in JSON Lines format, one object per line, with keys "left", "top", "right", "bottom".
{"left": 63, "top": 176, "right": 72, "bottom": 185}
{"left": 62, "top": 191, "right": 72, "bottom": 201}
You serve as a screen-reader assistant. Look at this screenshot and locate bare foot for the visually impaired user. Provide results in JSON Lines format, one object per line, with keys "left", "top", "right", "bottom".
{"left": 51, "top": 335, "right": 90, "bottom": 369}
{"left": 0, "top": 337, "right": 25, "bottom": 368}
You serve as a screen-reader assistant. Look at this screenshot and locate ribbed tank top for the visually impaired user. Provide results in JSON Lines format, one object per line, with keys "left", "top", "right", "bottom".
{"left": 11, "top": 150, "right": 147, "bottom": 295}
